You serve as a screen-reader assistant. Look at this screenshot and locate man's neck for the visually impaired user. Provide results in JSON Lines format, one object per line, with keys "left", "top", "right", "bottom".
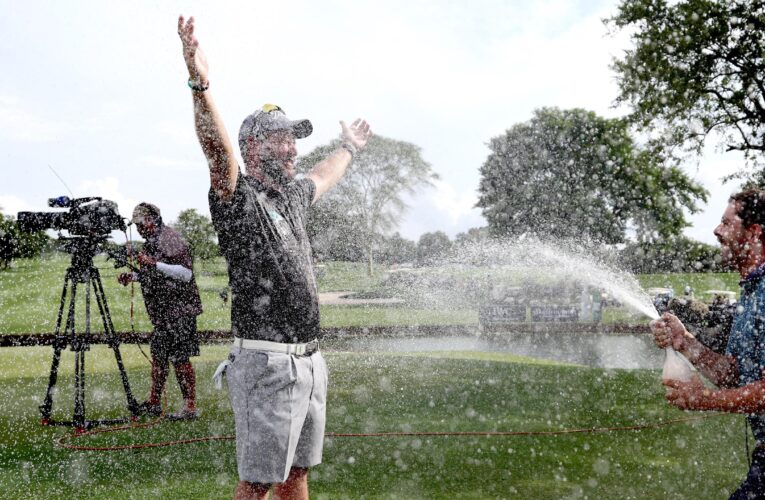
{"left": 739, "top": 254, "right": 765, "bottom": 279}
{"left": 246, "top": 165, "right": 285, "bottom": 193}
{"left": 146, "top": 224, "right": 162, "bottom": 242}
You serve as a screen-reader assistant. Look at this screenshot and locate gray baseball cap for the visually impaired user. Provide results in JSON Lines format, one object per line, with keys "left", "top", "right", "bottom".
{"left": 238, "top": 104, "right": 312, "bottom": 156}
{"left": 132, "top": 202, "right": 161, "bottom": 224}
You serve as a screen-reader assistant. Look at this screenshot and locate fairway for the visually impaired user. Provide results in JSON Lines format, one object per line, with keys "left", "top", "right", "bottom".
{"left": 0, "top": 344, "right": 749, "bottom": 499}
{"left": 0, "top": 255, "right": 741, "bottom": 335}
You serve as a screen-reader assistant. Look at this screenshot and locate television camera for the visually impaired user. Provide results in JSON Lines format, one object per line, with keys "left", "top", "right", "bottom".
{"left": 17, "top": 196, "right": 139, "bottom": 429}
{"left": 18, "top": 196, "right": 126, "bottom": 237}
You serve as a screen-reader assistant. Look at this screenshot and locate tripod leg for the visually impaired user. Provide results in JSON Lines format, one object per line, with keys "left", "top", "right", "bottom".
{"left": 40, "top": 272, "right": 74, "bottom": 422}
{"left": 40, "top": 342, "right": 64, "bottom": 423}
{"left": 67, "top": 278, "right": 89, "bottom": 430}
{"left": 72, "top": 279, "right": 93, "bottom": 430}
{"left": 92, "top": 268, "right": 139, "bottom": 416}
{"left": 73, "top": 349, "right": 85, "bottom": 431}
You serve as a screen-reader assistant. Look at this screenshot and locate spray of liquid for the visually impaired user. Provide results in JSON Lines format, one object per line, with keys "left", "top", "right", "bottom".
{"left": 393, "top": 237, "right": 697, "bottom": 378}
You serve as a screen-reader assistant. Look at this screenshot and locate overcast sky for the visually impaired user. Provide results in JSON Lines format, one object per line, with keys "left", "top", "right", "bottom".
{"left": 0, "top": 0, "right": 744, "bottom": 245}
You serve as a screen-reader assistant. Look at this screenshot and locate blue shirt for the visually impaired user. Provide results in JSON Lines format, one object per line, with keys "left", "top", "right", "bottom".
{"left": 726, "top": 265, "right": 765, "bottom": 442}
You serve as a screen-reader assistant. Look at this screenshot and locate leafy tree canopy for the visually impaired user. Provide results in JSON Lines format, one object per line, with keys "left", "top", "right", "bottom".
{"left": 476, "top": 107, "right": 708, "bottom": 243}
{"left": 620, "top": 236, "right": 725, "bottom": 273}
{"left": 608, "top": 0, "right": 765, "bottom": 179}
{"left": 377, "top": 232, "right": 417, "bottom": 265}
{"left": 172, "top": 209, "right": 218, "bottom": 260}
{"left": 416, "top": 231, "right": 452, "bottom": 265}
{"left": 454, "top": 227, "right": 490, "bottom": 247}
{"left": 297, "top": 135, "right": 437, "bottom": 273}
{"left": 0, "top": 213, "right": 51, "bottom": 269}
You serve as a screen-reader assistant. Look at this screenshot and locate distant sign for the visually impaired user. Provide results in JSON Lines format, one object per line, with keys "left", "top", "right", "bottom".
{"left": 479, "top": 303, "right": 527, "bottom": 324}
{"left": 530, "top": 305, "right": 579, "bottom": 322}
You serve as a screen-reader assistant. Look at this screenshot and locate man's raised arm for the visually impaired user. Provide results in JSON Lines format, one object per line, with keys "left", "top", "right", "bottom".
{"left": 178, "top": 16, "right": 239, "bottom": 201}
{"left": 308, "top": 119, "right": 372, "bottom": 203}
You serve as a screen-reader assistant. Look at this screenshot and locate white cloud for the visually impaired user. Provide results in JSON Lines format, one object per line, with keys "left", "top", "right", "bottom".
{"left": 430, "top": 180, "right": 482, "bottom": 224}
{"left": 154, "top": 120, "right": 198, "bottom": 145}
{"left": 0, "top": 0, "right": 735, "bottom": 245}
{"left": 0, "top": 94, "right": 68, "bottom": 142}
{"left": 139, "top": 155, "right": 206, "bottom": 172}
{"left": 0, "top": 194, "right": 35, "bottom": 216}
{"left": 77, "top": 177, "right": 138, "bottom": 220}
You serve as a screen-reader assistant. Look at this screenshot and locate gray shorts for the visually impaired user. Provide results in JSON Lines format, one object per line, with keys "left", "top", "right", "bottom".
{"left": 227, "top": 346, "right": 328, "bottom": 484}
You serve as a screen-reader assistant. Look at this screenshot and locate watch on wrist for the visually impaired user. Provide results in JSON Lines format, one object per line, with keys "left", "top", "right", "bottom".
{"left": 340, "top": 142, "right": 357, "bottom": 159}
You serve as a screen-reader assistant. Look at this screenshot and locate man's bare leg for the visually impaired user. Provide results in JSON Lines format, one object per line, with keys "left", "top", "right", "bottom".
{"left": 174, "top": 361, "right": 197, "bottom": 411}
{"left": 148, "top": 359, "right": 169, "bottom": 405}
{"left": 273, "top": 467, "right": 309, "bottom": 500}
{"left": 234, "top": 481, "right": 271, "bottom": 500}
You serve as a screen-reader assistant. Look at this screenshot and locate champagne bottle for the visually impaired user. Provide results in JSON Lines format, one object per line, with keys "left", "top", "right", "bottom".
{"left": 661, "top": 347, "right": 695, "bottom": 383}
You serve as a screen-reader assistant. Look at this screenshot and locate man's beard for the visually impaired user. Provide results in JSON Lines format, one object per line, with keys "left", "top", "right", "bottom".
{"left": 719, "top": 240, "right": 746, "bottom": 269}
{"left": 260, "top": 157, "right": 293, "bottom": 186}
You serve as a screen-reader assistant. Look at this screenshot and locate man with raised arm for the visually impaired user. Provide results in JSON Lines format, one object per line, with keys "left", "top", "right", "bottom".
{"left": 177, "top": 15, "right": 372, "bottom": 500}
{"left": 650, "top": 189, "right": 765, "bottom": 499}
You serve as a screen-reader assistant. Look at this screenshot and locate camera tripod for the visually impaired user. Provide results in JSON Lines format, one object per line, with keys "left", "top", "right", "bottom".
{"left": 40, "top": 237, "right": 139, "bottom": 431}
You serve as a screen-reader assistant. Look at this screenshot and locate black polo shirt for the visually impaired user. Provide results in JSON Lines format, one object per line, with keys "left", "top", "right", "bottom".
{"left": 209, "top": 173, "right": 319, "bottom": 343}
{"left": 139, "top": 225, "right": 203, "bottom": 326}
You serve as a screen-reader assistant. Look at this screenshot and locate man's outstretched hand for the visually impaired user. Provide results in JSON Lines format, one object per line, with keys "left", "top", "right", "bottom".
{"left": 178, "top": 15, "right": 209, "bottom": 86}
{"left": 663, "top": 376, "right": 709, "bottom": 410}
{"left": 340, "top": 119, "right": 372, "bottom": 151}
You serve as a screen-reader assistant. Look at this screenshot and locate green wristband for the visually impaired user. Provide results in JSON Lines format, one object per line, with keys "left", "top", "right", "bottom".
{"left": 187, "top": 79, "right": 209, "bottom": 92}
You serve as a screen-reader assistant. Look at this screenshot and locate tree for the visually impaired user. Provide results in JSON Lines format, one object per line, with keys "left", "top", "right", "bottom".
{"left": 620, "top": 236, "right": 725, "bottom": 273}
{"left": 608, "top": 0, "right": 765, "bottom": 179}
{"left": 416, "top": 231, "right": 452, "bottom": 265}
{"left": 305, "top": 199, "right": 365, "bottom": 262}
{"left": 377, "top": 232, "right": 417, "bottom": 265}
{"left": 454, "top": 227, "right": 489, "bottom": 247}
{"left": 0, "top": 215, "right": 16, "bottom": 269}
{"left": 0, "top": 213, "right": 50, "bottom": 269}
{"left": 297, "top": 135, "right": 438, "bottom": 275}
{"left": 172, "top": 209, "right": 218, "bottom": 260}
{"left": 476, "top": 107, "right": 708, "bottom": 243}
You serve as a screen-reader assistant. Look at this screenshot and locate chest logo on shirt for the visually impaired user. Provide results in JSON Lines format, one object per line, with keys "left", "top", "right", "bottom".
{"left": 266, "top": 208, "right": 284, "bottom": 222}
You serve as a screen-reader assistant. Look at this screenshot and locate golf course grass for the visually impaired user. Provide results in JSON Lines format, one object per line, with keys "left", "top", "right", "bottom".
{"left": 0, "top": 256, "right": 750, "bottom": 497}
{"left": 0, "top": 344, "right": 749, "bottom": 499}
{"left": 0, "top": 255, "right": 741, "bottom": 335}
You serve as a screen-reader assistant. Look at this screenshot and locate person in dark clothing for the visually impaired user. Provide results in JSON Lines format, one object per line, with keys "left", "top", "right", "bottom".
{"left": 178, "top": 15, "right": 371, "bottom": 500}
{"left": 651, "top": 189, "right": 765, "bottom": 499}
{"left": 118, "top": 202, "right": 203, "bottom": 420}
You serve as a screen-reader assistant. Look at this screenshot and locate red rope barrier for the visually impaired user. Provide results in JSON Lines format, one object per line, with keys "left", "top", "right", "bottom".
{"left": 55, "top": 413, "right": 720, "bottom": 452}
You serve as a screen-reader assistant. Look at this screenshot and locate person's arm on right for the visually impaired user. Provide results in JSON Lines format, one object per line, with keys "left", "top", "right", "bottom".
{"left": 178, "top": 15, "right": 238, "bottom": 201}
{"left": 651, "top": 312, "right": 739, "bottom": 387}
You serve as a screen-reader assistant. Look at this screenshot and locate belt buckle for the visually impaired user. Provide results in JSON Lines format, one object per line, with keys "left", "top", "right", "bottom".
{"left": 306, "top": 339, "right": 318, "bottom": 355}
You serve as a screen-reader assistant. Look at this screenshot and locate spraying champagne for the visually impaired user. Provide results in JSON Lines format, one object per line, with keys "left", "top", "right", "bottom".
{"left": 646, "top": 307, "right": 699, "bottom": 384}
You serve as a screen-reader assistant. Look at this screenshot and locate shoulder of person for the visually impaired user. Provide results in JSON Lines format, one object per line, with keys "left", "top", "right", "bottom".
{"left": 210, "top": 168, "right": 249, "bottom": 204}
{"left": 287, "top": 175, "right": 316, "bottom": 200}
{"left": 160, "top": 226, "right": 189, "bottom": 254}
{"left": 161, "top": 225, "right": 182, "bottom": 241}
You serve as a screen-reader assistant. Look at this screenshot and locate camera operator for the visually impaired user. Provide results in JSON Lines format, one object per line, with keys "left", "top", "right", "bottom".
{"left": 118, "top": 202, "right": 203, "bottom": 420}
